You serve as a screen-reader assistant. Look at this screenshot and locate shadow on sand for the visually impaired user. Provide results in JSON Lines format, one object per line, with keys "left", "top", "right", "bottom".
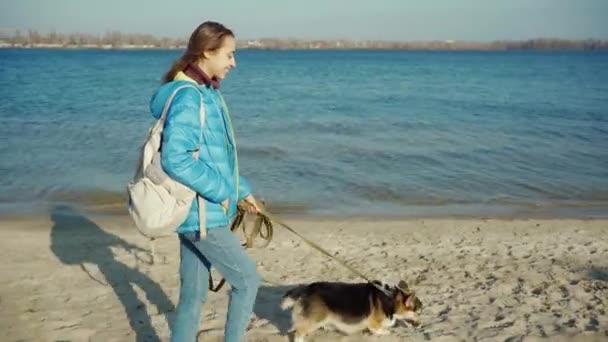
{"left": 49, "top": 205, "right": 175, "bottom": 341}
{"left": 253, "top": 283, "right": 303, "bottom": 336}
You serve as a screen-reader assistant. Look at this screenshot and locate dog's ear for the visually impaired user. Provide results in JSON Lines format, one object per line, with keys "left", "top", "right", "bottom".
{"left": 406, "top": 293, "right": 423, "bottom": 310}
{"left": 398, "top": 280, "right": 414, "bottom": 296}
{"left": 398, "top": 280, "right": 412, "bottom": 292}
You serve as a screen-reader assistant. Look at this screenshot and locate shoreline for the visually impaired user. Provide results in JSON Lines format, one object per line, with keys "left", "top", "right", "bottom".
{"left": 1, "top": 200, "right": 607, "bottom": 223}
{"left": 0, "top": 210, "right": 607, "bottom": 225}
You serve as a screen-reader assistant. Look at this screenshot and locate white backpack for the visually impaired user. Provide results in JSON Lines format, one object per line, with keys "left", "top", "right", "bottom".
{"left": 127, "top": 84, "right": 206, "bottom": 240}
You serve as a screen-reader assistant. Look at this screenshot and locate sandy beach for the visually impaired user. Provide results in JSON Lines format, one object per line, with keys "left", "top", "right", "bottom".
{"left": 1, "top": 206, "right": 607, "bottom": 341}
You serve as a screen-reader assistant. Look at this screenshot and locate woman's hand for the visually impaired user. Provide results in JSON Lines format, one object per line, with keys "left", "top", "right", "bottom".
{"left": 243, "top": 194, "right": 261, "bottom": 214}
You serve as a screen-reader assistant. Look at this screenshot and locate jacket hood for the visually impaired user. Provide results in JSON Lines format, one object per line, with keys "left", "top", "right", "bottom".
{"left": 149, "top": 80, "right": 201, "bottom": 120}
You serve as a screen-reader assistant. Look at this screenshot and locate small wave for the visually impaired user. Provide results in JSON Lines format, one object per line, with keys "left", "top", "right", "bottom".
{"left": 572, "top": 191, "right": 608, "bottom": 202}
{"left": 260, "top": 200, "right": 313, "bottom": 215}
{"left": 349, "top": 183, "right": 470, "bottom": 206}
{"left": 348, "top": 182, "right": 608, "bottom": 211}
{"left": 47, "top": 189, "right": 127, "bottom": 208}
{"left": 238, "top": 146, "right": 289, "bottom": 160}
{"left": 46, "top": 189, "right": 314, "bottom": 216}
{"left": 510, "top": 182, "right": 568, "bottom": 200}
{"left": 301, "top": 120, "right": 363, "bottom": 136}
{"left": 0, "top": 188, "right": 130, "bottom": 216}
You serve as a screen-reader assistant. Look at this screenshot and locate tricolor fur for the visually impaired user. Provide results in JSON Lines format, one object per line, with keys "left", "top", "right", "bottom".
{"left": 280, "top": 280, "right": 422, "bottom": 341}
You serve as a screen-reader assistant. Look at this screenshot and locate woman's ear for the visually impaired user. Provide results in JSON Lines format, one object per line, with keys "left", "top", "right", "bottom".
{"left": 202, "top": 49, "right": 218, "bottom": 60}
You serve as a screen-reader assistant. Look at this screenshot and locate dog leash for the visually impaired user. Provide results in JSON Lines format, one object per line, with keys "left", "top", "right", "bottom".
{"left": 259, "top": 206, "right": 395, "bottom": 296}
{"left": 209, "top": 201, "right": 394, "bottom": 296}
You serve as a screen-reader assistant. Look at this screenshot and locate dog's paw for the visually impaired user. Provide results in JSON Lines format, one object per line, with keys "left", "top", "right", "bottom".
{"left": 372, "top": 328, "right": 391, "bottom": 336}
{"left": 382, "top": 317, "right": 397, "bottom": 328}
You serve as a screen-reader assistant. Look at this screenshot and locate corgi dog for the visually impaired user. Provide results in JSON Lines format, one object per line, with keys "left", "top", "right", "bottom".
{"left": 280, "top": 280, "right": 422, "bottom": 341}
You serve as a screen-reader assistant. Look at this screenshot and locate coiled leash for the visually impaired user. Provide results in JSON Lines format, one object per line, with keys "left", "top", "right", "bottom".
{"left": 208, "top": 202, "right": 273, "bottom": 292}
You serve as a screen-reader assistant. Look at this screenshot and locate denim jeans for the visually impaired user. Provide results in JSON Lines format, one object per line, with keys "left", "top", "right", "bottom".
{"left": 171, "top": 226, "right": 261, "bottom": 342}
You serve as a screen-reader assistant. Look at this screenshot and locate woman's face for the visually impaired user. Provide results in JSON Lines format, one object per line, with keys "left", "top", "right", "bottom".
{"left": 202, "top": 36, "right": 236, "bottom": 80}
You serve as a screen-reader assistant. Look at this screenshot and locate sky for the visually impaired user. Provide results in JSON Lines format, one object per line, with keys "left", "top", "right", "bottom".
{"left": 1, "top": 0, "right": 607, "bottom": 41}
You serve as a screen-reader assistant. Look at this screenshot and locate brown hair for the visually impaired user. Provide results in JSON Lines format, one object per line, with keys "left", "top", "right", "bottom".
{"left": 162, "top": 21, "right": 234, "bottom": 83}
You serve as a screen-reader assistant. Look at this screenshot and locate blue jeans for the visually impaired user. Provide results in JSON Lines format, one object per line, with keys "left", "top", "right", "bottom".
{"left": 171, "top": 226, "right": 261, "bottom": 342}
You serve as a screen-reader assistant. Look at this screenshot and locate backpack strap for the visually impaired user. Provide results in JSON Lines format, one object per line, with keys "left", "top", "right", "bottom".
{"left": 162, "top": 84, "right": 207, "bottom": 239}
{"left": 158, "top": 84, "right": 204, "bottom": 126}
{"left": 161, "top": 83, "right": 208, "bottom": 240}
{"left": 148, "top": 84, "right": 208, "bottom": 263}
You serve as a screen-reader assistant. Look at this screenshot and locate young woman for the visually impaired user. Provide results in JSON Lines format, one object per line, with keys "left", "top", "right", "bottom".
{"left": 149, "top": 21, "right": 261, "bottom": 341}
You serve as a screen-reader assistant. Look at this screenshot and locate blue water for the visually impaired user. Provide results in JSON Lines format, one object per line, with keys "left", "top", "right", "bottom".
{"left": 1, "top": 48, "right": 607, "bottom": 218}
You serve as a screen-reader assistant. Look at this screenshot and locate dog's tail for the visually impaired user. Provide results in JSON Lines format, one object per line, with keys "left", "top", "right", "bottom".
{"left": 280, "top": 285, "right": 307, "bottom": 310}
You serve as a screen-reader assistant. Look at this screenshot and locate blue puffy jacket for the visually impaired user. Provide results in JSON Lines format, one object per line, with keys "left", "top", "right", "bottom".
{"left": 149, "top": 71, "right": 252, "bottom": 232}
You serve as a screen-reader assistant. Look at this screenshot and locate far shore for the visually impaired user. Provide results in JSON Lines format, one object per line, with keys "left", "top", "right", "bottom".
{"left": 1, "top": 37, "right": 608, "bottom": 51}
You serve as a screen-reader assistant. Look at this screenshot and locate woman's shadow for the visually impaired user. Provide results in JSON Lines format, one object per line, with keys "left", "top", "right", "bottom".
{"left": 253, "top": 284, "right": 301, "bottom": 336}
{"left": 49, "top": 205, "right": 175, "bottom": 342}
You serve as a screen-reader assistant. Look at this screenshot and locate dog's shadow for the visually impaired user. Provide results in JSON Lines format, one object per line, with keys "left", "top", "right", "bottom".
{"left": 253, "top": 284, "right": 303, "bottom": 335}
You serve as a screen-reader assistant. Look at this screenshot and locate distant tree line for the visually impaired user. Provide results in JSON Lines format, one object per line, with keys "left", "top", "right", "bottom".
{"left": 0, "top": 29, "right": 184, "bottom": 48}
{"left": 1, "top": 29, "right": 606, "bottom": 50}
{"left": 246, "top": 38, "right": 608, "bottom": 50}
